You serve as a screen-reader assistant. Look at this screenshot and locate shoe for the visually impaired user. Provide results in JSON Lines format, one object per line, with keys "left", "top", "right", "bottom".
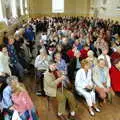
{"left": 69, "top": 113, "right": 80, "bottom": 120}
{"left": 36, "top": 91, "right": 46, "bottom": 96}
{"left": 57, "top": 115, "right": 68, "bottom": 120}
{"left": 36, "top": 91, "right": 42, "bottom": 96}
{"left": 89, "top": 110, "right": 95, "bottom": 116}
{"left": 94, "top": 108, "right": 100, "bottom": 112}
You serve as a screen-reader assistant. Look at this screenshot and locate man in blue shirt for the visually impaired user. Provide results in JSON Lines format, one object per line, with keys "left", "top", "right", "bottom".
{"left": 7, "top": 36, "right": 24, "bottom": 80}
{"left": 24, "top": 25, "right": 35, "bottom": 53}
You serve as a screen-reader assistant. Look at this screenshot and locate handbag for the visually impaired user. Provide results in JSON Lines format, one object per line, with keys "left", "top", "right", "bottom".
{"left": 84, "top": 88, "right": 93, "bottom": 92}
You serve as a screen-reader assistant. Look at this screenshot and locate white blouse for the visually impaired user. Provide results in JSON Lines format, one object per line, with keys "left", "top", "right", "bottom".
{"left": 75, "top": 68, "right": 93, "bottom": 89}
{"left": 0, "top": 52, "right": 11, "bottom": 75}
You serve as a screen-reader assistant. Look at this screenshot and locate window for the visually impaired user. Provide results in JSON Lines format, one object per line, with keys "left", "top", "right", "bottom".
{"left": 11, "top": 0, "right": 17, "bottom": 17}
{"left": 52, "top": 0, "right": 64, "bottom": 13}
{"left": 0, "top": 0, "right": 4, "bottom": 20}
{"left": 20, "top": 0, "right": 24, "bottom": 15}
{"left": 25, "top": 0, "right": 28, "bottom": 14}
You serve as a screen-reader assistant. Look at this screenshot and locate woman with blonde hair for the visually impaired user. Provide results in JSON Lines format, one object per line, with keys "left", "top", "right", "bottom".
{"left": 7, "top": 76, "right": 39, "bottom": 120}
{"left": 75, "top": 59, "right": 100, "bottom": 116}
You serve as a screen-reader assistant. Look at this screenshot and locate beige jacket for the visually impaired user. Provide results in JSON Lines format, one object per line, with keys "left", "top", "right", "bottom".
{"left": 44, "top": 71, "right": 61, "bottom": 97}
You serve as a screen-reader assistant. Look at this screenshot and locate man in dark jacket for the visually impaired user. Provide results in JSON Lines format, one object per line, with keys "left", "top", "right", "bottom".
{"left": 68, "top": 50, "right": 82, "bottom": 84}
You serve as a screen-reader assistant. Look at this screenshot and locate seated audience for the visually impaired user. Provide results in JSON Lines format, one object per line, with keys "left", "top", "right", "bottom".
{"left": 98, "top": 48, "right": 111, "bottom": 68}
{"left": 24, "top": 25, "right": 35, "bottom": 53}
{"left": 110, "top": 58, "right": 120, "bottom": 96}
{"left": 86, "top": 50, "right": 97, "bottom": 69}
{"left": 93, "top": 59, "right": 113, "bottom": 104}
{"left": 0, "top": 73, "right": 12, "bottom": 120}
{"left": 0, "top": 45, "right": 11, "bottom": 75}
{"left": 34, "top": 48, "right": 51, "bottom": 96}
{"left": 67, "top": 45, "right": 77, "bottom": 60}
{"left": 111, "top": 46, "right": 120, "bottom": 63}
{"left": 7, "top": 36, "right": 24, "bottom": 80}
{"left": 61, "top": 37, "right": 71, "bottom": 63}
{"left": 44, "top": 60, "right": 77, "bottom": 120}
{"left": 94, "top": 35, "right": 108, "bottom": 56}
{"left": 68, "top": 50, "right": 81, "bottom": 83}
{"left": 80, "top": 44, "right": 89, "bottom": 59}
{"left": 1, "top": 16, "right": 120, "bottom": 119}
{"left": 74, "top": 39, "right": 83, "bottom": 51}
{"left": 14, "top": 34, "right": 28, "bottom": 69}
{"left": 75, "top": 59, "right": 100, "bottom": 116}
{"left": 54, "top": 52, "right": 67, "bottom": 74}
{"left": 0, "top": 73, "right": 11, "bottom": 109}
{"left": 6, "top": 76, "right": 39, "bottom": 120}
{"left": 20, "top": 39, "right": 32, "bottom": 64}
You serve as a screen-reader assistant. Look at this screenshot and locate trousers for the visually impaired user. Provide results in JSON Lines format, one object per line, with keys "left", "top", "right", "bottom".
{"left": 76, "top": 88, "right": 96, "bottom": 107}
{"left": 56, "top": 88, "right": 76, "bottom": 114}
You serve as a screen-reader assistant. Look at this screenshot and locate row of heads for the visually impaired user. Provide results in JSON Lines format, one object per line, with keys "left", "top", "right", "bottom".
{"left": 0, "top": 75, "right": 18, "bottom": 85}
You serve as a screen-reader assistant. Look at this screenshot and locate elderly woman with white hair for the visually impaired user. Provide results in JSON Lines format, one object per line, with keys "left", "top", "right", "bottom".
{"left": 86, "top": 50, "right": 97, "bottom": 69}
{"left": 34, "top": 48, "right": 51, "bottom": 96}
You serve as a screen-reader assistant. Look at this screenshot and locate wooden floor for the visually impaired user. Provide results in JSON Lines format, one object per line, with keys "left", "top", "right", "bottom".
{"left": 24, "top": 74, "right": 120, "bottom": 120}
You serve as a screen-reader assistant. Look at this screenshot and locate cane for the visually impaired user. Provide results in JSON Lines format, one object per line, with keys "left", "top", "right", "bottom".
{"left": 61, "top": 71, "right": 65, "bottom": 94}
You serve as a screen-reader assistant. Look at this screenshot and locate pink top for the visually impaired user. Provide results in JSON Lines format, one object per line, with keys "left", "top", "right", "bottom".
{"left": 12, "top": 91, "right": 34, "bottom": 115}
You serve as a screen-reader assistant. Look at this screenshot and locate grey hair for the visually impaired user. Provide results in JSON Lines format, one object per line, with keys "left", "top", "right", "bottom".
{"left": 87, "top": 50, "right": 94, "bottom": 56}
{"left": 39, "top": 48, "right": 46, "bottom": 53}
{"left": 7, "top": 76, "right": 18, "bottom": 85}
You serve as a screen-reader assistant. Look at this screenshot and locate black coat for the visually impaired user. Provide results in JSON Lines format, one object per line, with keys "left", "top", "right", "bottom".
{"left": 68, "top": 58, "right": 81, "bottom": 83}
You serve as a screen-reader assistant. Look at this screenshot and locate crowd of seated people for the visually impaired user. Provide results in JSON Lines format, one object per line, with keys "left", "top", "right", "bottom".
{"left": 0, "top": 75, "right": 39, "bottom": 120}
{"left": 0, "top": 16, "right": 120, "bottom": 120}
{"left": 0, "top": 21, "right": 39, "bottom": 119}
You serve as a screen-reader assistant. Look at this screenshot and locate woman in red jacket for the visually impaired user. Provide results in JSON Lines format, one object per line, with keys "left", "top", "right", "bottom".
{"left": 110, "top": 58, "right": 120, "bottom": 95}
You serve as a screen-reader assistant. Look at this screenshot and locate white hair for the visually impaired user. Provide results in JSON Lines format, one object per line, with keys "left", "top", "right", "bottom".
{"left": 39, "top": 48, "right": 46, "bottom": 54}
{"left": 87, "top": 50, "right": 94, "bottom": 56}
{"left": 7, "top": 76, "right": 18, "bottom": 85}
